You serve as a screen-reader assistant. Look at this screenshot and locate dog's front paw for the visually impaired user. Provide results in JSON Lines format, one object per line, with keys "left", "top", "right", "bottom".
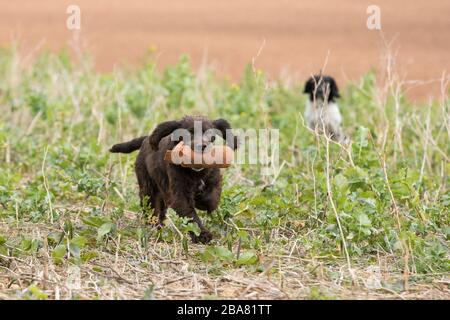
{"left": 190, "top": 230, "right": 213, "bottom": 244}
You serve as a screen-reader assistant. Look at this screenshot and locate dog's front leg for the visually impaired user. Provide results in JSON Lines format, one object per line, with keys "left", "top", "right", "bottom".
{"left": 169, "top": 185, "right": 213, "bottom": 244}
{"left": 171, "top": 198, "right": 213, "bottom": 243}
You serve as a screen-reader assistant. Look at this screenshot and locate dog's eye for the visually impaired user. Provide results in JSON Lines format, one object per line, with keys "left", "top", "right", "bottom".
{"left": 210, "top": 135, "right": 216, "bottom": 142}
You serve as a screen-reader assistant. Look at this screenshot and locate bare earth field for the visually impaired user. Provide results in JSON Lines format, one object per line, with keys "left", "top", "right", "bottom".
{"left": 0, "top": 0, "right": 449, "bottom": 101}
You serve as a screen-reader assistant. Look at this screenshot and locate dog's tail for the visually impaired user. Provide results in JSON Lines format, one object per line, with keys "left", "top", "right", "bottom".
{"left": 109, "top": 136, "right": 147, "bottom": 153}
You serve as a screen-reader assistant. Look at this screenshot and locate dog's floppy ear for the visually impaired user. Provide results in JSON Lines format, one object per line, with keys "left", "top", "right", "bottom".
{"left": 303, "top": 78, "right": 314, "bottom": 94}
{"left": 149, "top": 120, "right": 182, "bottom": 150}
{"left": 213, "top": 118, "right": 239, "bottom": 150}
{"left": 329, "top": 78, "right": 340, "bottom": 100}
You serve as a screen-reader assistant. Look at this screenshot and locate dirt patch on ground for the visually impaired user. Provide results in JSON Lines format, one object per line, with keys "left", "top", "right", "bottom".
{"left": 1, "top": 220, "right": 448, "bottom": 300}
{"left": 0, "top": 1, "right": 449, "bottom": 99}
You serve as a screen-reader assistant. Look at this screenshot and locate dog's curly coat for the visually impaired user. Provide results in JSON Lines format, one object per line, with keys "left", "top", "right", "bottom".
{"left": 110, "top": 116, "right": 238, "bottom": 243}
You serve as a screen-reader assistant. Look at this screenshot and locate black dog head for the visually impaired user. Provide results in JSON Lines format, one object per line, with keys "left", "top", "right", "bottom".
{"left": 149, "top": 116, "right": 239, "bottom": 152}
{"left": 304, "top": 75, "right": 340, "bottom": 102}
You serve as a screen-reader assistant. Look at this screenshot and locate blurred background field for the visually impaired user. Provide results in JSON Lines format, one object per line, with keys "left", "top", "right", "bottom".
{"left": 0, "top": 0, "right": 449, "bottom": 100}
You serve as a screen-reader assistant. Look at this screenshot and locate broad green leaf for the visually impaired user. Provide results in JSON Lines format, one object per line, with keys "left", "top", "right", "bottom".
{"left": 184, "top": 222, "right": 201, "bottom": 236}
{"left": 82, "top": 216, "right": 110, "bottom": 228}
{"left": 236, "top": 251, "right": 258, "bottom": 265}
{"left": 71, "top": 235, "right": 87, "bottom": 248}
{"left": 47, "top": 231, "right": 63, "bottom": 246}
{"left": 69, "top": 243, "right": 81, "bottom": 259}
{"left": 200, "top": 246, "right": 233, "bottom": 262}
{"left": 52, "top": 244, "right": 67, "bottom": 264}
{"left": 334, "top": 174, "right": 348, "bottom": 190}
{"left": 97, "top": 222, "right": 113, "bottom": 239}
{"left": 358, "top": 213, "right": 371, "bottom": 227}
{"left": 81, "top": 250, "right": 98, "bottom": 263}
{"left": 213, "top": 246, "right": 234, "bottom": 262}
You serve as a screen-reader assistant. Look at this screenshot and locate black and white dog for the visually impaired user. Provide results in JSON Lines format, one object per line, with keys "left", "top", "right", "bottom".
{"left": 303, "top": 75, "right": 346, "bottom": 142}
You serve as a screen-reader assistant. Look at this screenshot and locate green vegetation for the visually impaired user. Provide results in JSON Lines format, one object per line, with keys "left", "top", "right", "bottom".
{"left": 0, "top": 47, "right": 448, "bottom": 299}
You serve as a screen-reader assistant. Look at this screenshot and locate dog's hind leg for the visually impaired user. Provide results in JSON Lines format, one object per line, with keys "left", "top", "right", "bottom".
{"left": 135, "top": 159, "right": 157, "bottom": 222}
{"left": 153, "top": 193, "right": 167, "bottom": 228}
